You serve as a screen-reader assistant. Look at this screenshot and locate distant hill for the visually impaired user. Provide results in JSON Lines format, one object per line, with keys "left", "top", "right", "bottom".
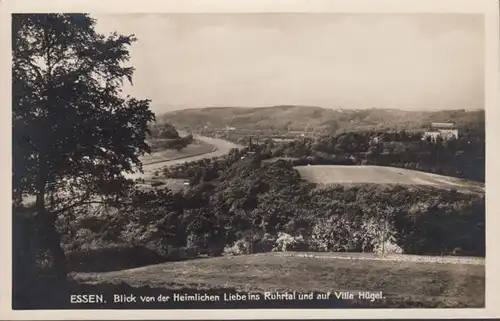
{"left": 158, "top": 105, "right": 484, "bottom": 134}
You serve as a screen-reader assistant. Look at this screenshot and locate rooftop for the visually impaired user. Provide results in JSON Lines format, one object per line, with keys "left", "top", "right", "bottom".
{"left": 430, "top": 122, "right": 456, "bottom": 129}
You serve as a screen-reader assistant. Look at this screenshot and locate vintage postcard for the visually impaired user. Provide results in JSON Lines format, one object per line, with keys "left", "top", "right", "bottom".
{"left": 1, "top": 0, "right": 499, "bottom": 319}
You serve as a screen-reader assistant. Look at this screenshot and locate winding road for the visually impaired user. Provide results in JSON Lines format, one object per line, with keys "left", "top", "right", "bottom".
{"left": 125, "top": 135, "right": 244, "bottom": 181}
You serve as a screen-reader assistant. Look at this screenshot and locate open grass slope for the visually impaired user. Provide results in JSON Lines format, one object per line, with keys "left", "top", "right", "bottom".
{"left": 295, "top": 165, "right": 485, "bottom": 194}
{"left": 159, "top": 105, "right": 484, "bottom": 132}
{"left": 73, "top": 252, "right": 485, "bottom": 308}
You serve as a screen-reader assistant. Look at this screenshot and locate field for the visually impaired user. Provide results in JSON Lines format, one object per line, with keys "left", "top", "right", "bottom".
{"left": 72, "top": 252, "right": 485, "bottom": 308}
{"left": 295, "top": 165, "right": 485, "bottom": 193}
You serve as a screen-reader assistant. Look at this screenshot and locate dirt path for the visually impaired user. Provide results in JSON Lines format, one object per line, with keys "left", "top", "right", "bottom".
{"left": 276, "top": 251, "right": 484, "bottom": 265}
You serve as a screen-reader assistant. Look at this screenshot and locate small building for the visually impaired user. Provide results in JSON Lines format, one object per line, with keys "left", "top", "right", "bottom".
{"left": 422, "top": 131, "right": 441, "bottom": 141}
{"left": 438, "top": 129, "right": 459, "bottom": 140}
{"left": 422, "top": 122, "right": 459, "bottom": 142}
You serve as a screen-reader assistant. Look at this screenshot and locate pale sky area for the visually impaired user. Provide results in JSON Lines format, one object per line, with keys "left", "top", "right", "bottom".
{"left": 93, "top": 13, "right": 484, "bottom": 113}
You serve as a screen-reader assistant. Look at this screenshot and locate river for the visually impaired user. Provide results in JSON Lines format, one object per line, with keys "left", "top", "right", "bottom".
{"left": 125, "top": 135, "right": 244, "bottom": 181}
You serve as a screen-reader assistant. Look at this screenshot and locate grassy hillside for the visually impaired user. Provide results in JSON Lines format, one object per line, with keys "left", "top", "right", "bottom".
{"left": 158, "top": 106, "right": 485, "bottom": 133}
{"left": 73, "top": 252, "right": 484, "bottom": 308}
{"left": 295, "top": 165, "right": 484, "bottom": 194}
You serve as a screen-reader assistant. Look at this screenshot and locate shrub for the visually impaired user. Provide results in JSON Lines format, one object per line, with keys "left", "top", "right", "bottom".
{"left": 223, "top": 238, "right": 251, "bottom": 256}
{"left": 310, "top": 216, "right": 364, "bottom": 252}
{"left": 360, "top": 215, "right": 401, "bottom": 254}
{"left": 272, "top": 232, "right": 308, "bottom": 252}
{"left": 373, "top": 238, "right": 404, "bottom": 255}
{"left": 272, "top": 232, "right": 296, "bottom": 252}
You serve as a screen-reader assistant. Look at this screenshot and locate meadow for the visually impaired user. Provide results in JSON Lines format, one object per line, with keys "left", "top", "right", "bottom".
{"left": 72, "top": 252, "right": 485, "bottom": 308}
{"left": 295, "top": 165, "right": 484, "bottom": 194}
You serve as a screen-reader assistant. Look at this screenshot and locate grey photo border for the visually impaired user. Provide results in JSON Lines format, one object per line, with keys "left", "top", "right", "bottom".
{"left": 0, "top": 0, "right": 498, "bottom": 319}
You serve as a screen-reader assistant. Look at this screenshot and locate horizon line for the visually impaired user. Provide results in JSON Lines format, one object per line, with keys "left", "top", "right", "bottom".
{"left": 155, "top": 104, "right": 485, "bottom": 115}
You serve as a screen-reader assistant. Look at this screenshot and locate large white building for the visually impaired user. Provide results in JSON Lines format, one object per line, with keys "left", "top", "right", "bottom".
{"left": 422, "top": 122, "right": 459, "bottom": 141}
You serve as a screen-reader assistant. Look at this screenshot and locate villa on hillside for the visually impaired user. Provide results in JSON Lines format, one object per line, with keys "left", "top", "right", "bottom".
{"left": 422, "top": 122, "right": 459, "bottom": 142}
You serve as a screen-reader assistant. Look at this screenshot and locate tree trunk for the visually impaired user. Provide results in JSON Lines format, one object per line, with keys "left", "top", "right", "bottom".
{"left": 33, "top": 210, "right": 67, "bottom": 281}
{"left": 35, "top": 155, "right": 48, "bottom": 214}
{"left": 34, "top": 157, "right": 67, "bottom": 281}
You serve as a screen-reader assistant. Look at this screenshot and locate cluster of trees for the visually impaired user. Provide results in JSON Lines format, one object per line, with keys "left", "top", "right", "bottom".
{"left": 161, "top": 148, "right": 248, "bottom": 184}
{"left": 162, "top": 125, "right": 485, "bottom": 183}
{"left": 147, "top": 122, "right": 195, "bottom": 152}
{"left": 148, "top": 122, "right": 180, "bottom": 139}
{"left": 65, "top": 157, "right": 485, "bottom": 269}
{"left": 149, "top": 133, "right": 193, "bottom": 152}
{"left": 234, "top": 128, "right": 485, "bottom": 182}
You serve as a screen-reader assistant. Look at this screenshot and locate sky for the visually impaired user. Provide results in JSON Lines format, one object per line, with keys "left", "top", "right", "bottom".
{"left": 93, "top": 13, "right": 484, "bottom": 113}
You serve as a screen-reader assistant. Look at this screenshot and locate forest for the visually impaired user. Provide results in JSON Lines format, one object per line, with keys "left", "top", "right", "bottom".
{"left": 56, "top": 153, "right": 485, "bottom": 275}
{"left": 163, "top": 126, "right": 485, "bottom": 183}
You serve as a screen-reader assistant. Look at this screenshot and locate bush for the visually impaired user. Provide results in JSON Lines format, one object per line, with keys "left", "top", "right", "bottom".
{"left": 223, "top": 239, "right": 251, "bottom": 256}
{"left": 272, "top": 232, "right": 308, "bottom": 252}
{"left": 310, "top": 216, "right": 364, "bottom": 252}
{"left": 360, "top": 215, "right": 401, "bottom": 254}
{"left": 373, "top": 238, "right": 403, "bottom": 255}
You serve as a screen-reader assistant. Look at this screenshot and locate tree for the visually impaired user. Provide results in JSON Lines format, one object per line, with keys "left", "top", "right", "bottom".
{"left": 157, "top": 123, "right": 180, "bottom": 139}
{"left": 12, "top": 14, "right": 154, "bottom": 278}
{"left": 147, "top": 122, "right": 180, "bottom": 140}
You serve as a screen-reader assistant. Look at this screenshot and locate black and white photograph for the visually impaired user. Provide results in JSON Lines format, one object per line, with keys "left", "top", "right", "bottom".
{"left": 3, "top": 0, "right": 500, "bottom": 319}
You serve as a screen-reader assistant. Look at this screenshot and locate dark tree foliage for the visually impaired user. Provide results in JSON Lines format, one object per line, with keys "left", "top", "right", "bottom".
{"left": 60, "top": 155, "right": 484, "bottom": 276}
{"left": 148, "top": 122, "right": 180, "bottom": 139}
{"left": 12, "top": 14, "right": 154, "bottom": 279}
{"left": 224, "top": 128, "right": 484, "bottom": 182}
